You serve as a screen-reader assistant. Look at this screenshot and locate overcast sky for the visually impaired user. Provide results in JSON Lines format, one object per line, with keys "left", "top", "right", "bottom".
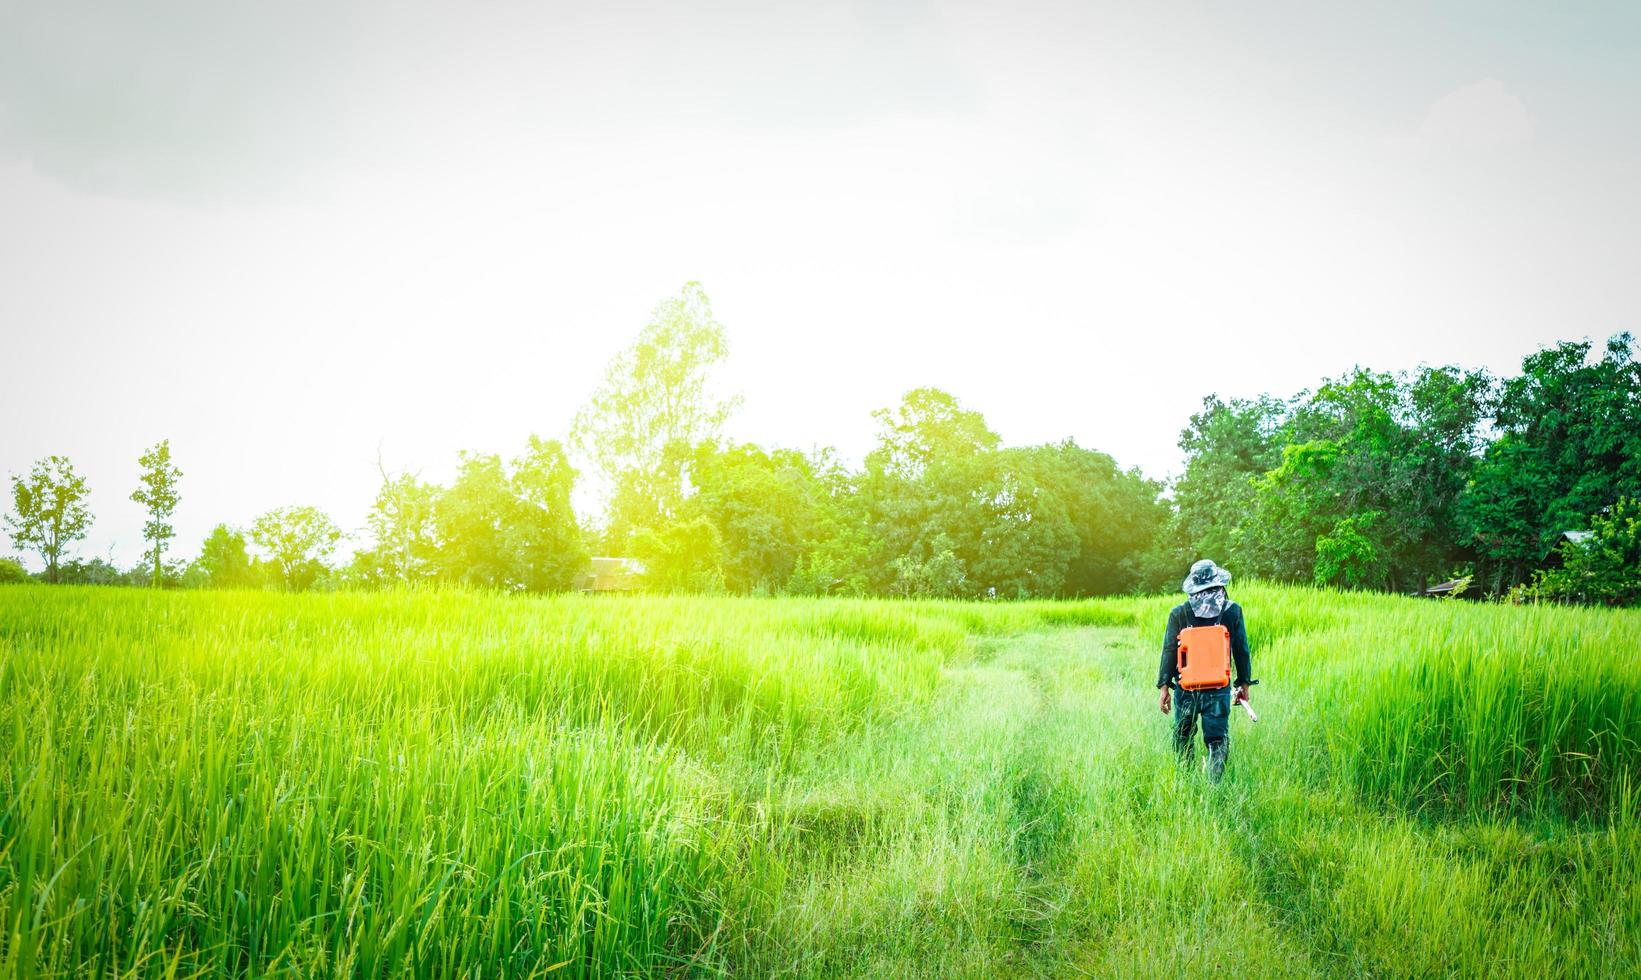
{"left": 2, "top": 0, "right": 1638, "bottom": 568}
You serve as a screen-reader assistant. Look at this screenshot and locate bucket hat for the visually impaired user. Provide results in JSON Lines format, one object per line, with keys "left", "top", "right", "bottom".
{"left": 1182, "top": 559, "right": 1232, "bottom": 595}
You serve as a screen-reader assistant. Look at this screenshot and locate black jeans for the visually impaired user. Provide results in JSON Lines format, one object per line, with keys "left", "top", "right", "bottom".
{"left": 1171, "top": 684, "right": 1231, "bottom": 780}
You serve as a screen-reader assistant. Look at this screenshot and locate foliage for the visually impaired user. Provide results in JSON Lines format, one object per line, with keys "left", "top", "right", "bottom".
{"left": 572, "top": 282, "right": 740, "bottom": 546}
{"left": 1171, "top": 394, "right": 1288, "bottom": 572}
{"left": 54, "top": 557, "right": 120, "bottom": 585}
{"left": 1459, "top": 333, "right": 1641, "bottom": 592}
{"left": 678, "top": 441, "right": 818, "bottom": 593}
{"left": 887, "top": 534, "right": 967, "bottom": 598}
{"left": 1176, "top": 364, "right": 1492, "bottom": 594}
{"left": 1313, "top": 511, "right": 1390, "bottom": 589}
{"left": 5, "top": 455, "right": 93, "bottom": 584}
{"left": 912, "top": 449, "right": 1076, "bottom": 598}
{"left": 866, "top": 386, "right": 1000, "bottom": 479}
{"left": 250, "top": 505, "right": 343, "bottom": 591}
{"left": 0, "top": 557, "right": 26, "bottom": 584}
{"left": 9, "top": 304, "right": 1639, "bottom": 607}
{"left": 1018, "top": 441, "right": 1167, "bottom": 595}
{"left": 130, "top": 439, "right": 183, "bottom": 587}
{"left": 431, "top": 440, "right": 587, "bottom": 592}
{"left": 193, "top": 523, "right": 258, "bottom": 589}
{"left": 506, "top": 436, "right": 587, "bottom": 593}
{"left": 630, "top": 516, "right": 725, "bottom": 593}
{"left": 434, "top": 453, "right": 517, "bottom": 588}
{"left": 1529, "top": 497, "right": 1641, "bottom": 606}
{"left": 853, "top": 394, "right": 1159, "bottom": 599}
{"left": 357, "top": 469, "right": 441, "bottom": 585}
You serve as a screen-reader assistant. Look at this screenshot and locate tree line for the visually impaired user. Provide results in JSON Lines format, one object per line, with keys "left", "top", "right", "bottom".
{"left": 6, "top": 283, "right": 1639, "bottom": 604}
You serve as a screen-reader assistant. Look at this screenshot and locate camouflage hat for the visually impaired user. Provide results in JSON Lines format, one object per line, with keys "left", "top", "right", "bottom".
{"left": 1182, "top": 559, "right": 1232, "bottom": 595}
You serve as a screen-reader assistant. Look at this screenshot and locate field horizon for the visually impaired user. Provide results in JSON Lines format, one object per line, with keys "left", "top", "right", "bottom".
{"left": 2, "top": 582, "right": 1637, "bottom": 977}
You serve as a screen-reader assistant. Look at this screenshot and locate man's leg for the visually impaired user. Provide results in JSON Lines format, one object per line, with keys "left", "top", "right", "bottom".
{"left": 1201, "top": 689, "right": 1231, "bottom": 782}
{"left": 1172, "top": 688, "right": 1199, "bottom": 764}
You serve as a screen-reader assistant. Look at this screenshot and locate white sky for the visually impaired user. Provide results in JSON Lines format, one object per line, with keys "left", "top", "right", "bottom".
{"left": 2, "top": 0, "right": 1638, "bottom": 568}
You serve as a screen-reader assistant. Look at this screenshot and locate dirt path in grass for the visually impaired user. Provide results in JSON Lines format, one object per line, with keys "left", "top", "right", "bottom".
{"left": 976, "top": 627, "right": 1324, "bottom": 978}
{"left": 744, "top": 626, "right": 1327, "bottom": 978}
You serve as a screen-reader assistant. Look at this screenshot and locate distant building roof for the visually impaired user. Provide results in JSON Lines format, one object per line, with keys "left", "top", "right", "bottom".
{"left": 1418, "top": 575, "right": 1472, "bottom": 598}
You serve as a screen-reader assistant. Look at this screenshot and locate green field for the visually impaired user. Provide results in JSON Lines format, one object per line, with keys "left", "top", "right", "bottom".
{"left": 2, "top": 584, "right": 1637, "bottom": 977}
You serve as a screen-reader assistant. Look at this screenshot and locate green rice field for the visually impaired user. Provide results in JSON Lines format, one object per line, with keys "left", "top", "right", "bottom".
{"left": 1, "top": 583, "right": 1637, "bottom": 977}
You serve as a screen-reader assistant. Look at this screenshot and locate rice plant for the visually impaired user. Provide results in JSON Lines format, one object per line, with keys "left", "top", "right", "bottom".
{"left": 1, "top": 584, "right": 1636, "bottom": 976}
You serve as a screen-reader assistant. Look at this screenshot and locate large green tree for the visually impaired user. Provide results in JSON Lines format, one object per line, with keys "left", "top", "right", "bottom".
{"left": 430, "top": 439, "right": 586, "bottom": 592}
{"left": 917, "top": 448, "right": 1078, "bottom": 599}
{"left": 358, "top": 467, "right": 441, "bottom": 586}
{"left": 1016, "top": 441, "right": 1167, "bottom": 595}
{"left": 1167, "top": 394, "right": 1289, "bottom": 576}
{"left": 1226, "top": 366, "right": 1490, "bottom": 590}
{"left": 677, "top": 441, "right": 820, "bottom": 593}
{"left": 572, "top": 282, "right": 739, "bottom": 548}
{"left": 130, "top": 439, "right": 182, "bottom": 587}
{"left": 435, "top": 453, "right": 515, "bottom": 588}
{"left": 1460, "top": 334, "right": 1641, "bottom": 592}
{"left": 250, "top": 506, "right": 342, "bottom": 591}
{"left": 193, "top": 524, "right": 257, "bottom": 589}
{"left": 630, "top": 516, "right": 725, "bottom": 593}
{"left": 507, "top": 437, "right": 586, "bottom": 593}
{"left": 6, "top": 455, "right": 92, "bottom": 584}
{"left": 853, "top": 390, "right": 1123, "bottom": 599}
{"left": 866, "top": 387, "right": 1001, "bottom": 480}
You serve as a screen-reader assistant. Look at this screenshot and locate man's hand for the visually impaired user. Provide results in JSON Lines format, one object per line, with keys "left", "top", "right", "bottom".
{"left": 1159, "top": 687, "right": 1172, "bottom": 714}
{"left": 1233, "top": 683, "right": 1250, "bottom": 706}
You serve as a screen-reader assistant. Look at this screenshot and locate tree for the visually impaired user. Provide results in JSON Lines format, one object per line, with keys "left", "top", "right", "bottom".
{"left": 1016, "top": 441, "right": 1167, "bottom": 595}
{"left": 1314, "top": 511, "right": 1391, "bottom": 590}
{"left": 425, "top": 439, "right": 587, "bottom": 593}
{"left": 6, "top": 455, "right": 92, "bottom": 584}
{"left": 56, "top": 556, "right": 124, "bottom": 585}
{"left": 786, "top": 448, "right": 875, "bottom": 596}
{"left": 1530, "top": 497, "right": 1641, "bottom": 606}
{"left": 130, "top": 439, "right": 183, "bottom": 587}
{"left": 1227, "top": 365, "right": 1488, "bottom": 590}
{"left": 571, "top": 282, "right": 740, "bottom": 546}
{"left": 193, "top": 524, "right": 257, "bottom": 589}
{"left": 888, "top": 534, "right": 967, "bottom": 598}
{"left": 0, "top": 557, "right": 27, "bottom": 584}
{"left": 866, "top": 387, "right": 1000, "bottom": 479}
{"left": 434, "top": 453, "right": 515, "bottom": 588}
{"left": 678, "top": 441, "right": 819, "bottom": 593}
{"left": 851, "top": 391, "right": 1108, "bottom": 599}
{"left": 914, "top": 450, "right": 1078, "bottom": 598}
{"left": 1460, "top": 334, "right": 1640, "bottom": 592}
{"left": 1168, "top": 394, "right": 1289, "bottom": 578}
{"left": 630, "top": 516, "right": 725, "bottom": 593}
{"left": 250, "top": 506, "right": 342, "bottom": 591}
{"left": 359, "top": 464, "right": 441, "bottom": 586}
{"left": 507, "top": 436, "right": 586, "bottom": 593}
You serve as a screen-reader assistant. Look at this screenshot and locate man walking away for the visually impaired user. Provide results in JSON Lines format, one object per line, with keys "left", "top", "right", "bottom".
{"left": 1157, "top": 559, "right": 1254, "bottom": 782}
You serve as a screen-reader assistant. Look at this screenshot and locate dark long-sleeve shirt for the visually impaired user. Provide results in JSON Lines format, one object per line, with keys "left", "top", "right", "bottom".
{"left": 1157, "top": 601, "right": 1252, "bottom": 689}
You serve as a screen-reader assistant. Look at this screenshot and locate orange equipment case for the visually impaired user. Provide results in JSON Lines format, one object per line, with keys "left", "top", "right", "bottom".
{"left": 1176, "top": 625, "right": 1232, "bottom": 691}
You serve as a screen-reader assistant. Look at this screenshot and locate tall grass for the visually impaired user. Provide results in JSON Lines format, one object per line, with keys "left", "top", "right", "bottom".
{"left": 1, "top": 583, "right": 1637, "bottom": 976}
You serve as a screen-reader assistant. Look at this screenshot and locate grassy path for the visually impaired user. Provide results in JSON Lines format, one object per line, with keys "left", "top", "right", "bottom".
{"left": 738, "top": 625, "right": 1636, "bottom": 978}
{"left": 737, "top": 626, "right": 1313, "bottom": 976}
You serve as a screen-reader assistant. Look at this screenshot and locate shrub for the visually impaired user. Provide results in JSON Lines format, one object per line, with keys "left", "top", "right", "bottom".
{"left": 1531, "top": 496, "right": 1641, "bottom": 606}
